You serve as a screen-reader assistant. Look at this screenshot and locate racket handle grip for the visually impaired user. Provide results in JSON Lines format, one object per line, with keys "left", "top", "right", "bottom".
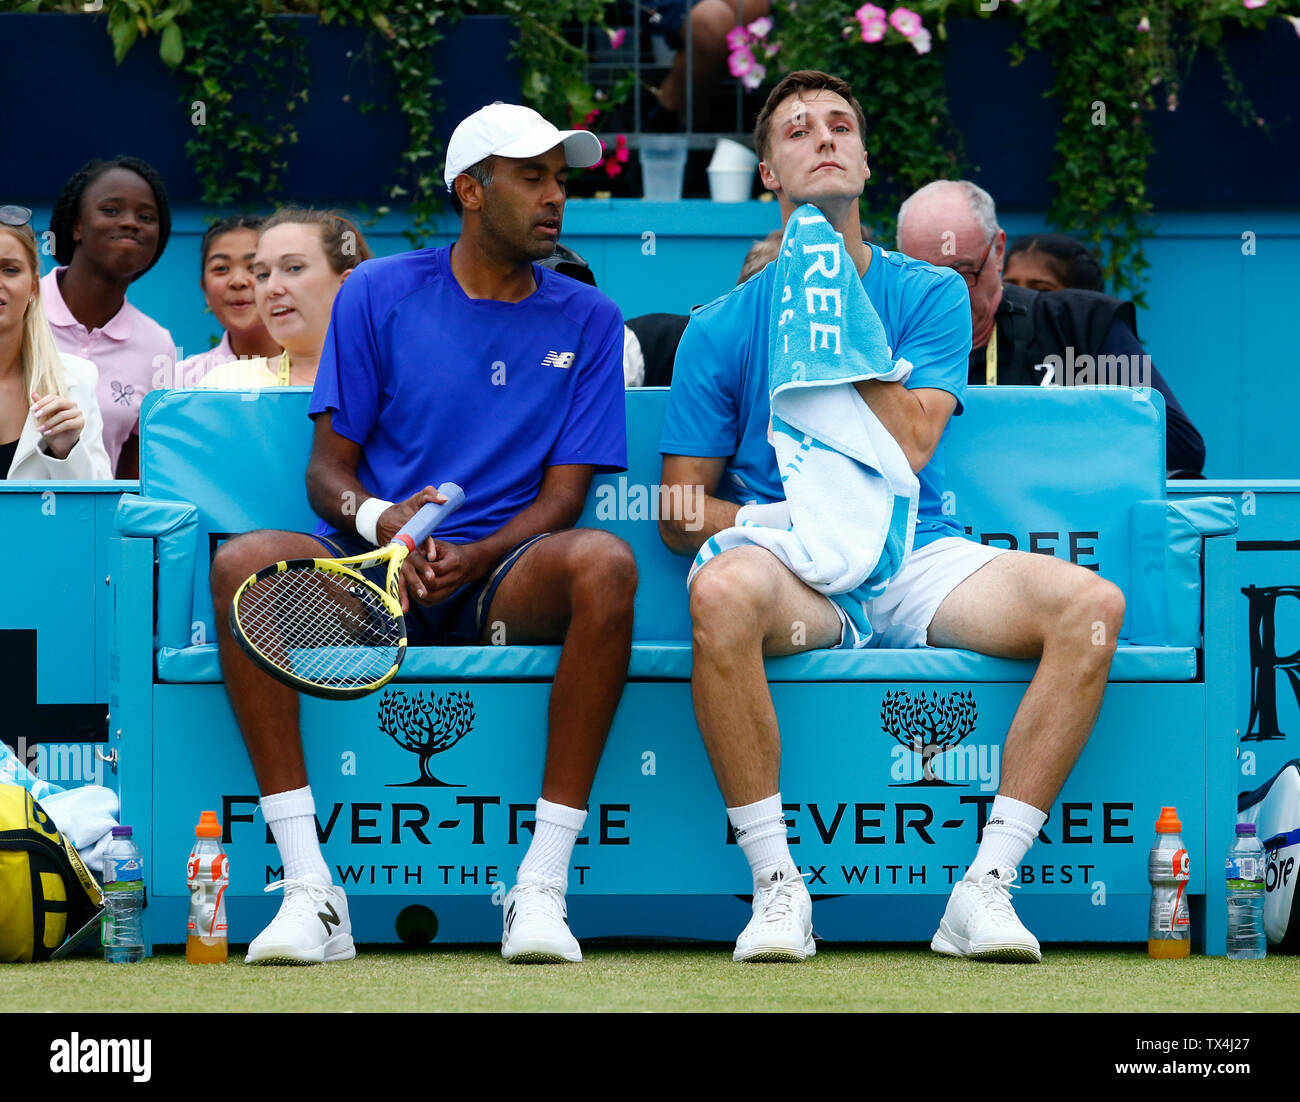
{"left": 394, "top": 483, "right": 466, "bottom": 549}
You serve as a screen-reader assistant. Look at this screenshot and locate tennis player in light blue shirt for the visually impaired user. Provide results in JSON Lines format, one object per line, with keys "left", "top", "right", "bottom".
{"left": 657, "top": 69, "right": 1128, "bottom": 969}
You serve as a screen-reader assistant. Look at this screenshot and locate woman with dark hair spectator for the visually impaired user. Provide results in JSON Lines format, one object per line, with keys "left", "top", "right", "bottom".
{"left": 0, "top": 206, "right": 111, "bottom": 480}
{"left": 1004, "top": 233, "right": 1105, "bottom": 294}
{"left": 42, "top": 156, "right": 174, "bottom": 478}
{"left": 176, "top": 215, "right": 281, "bottom": 384}
{"left": 198, "top": 208, "right": 373, "bottom": 389}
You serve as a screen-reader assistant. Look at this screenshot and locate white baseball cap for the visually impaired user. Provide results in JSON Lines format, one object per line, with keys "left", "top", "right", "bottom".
{"left": 444, "top": 103, "right": 603, "bottom": 192}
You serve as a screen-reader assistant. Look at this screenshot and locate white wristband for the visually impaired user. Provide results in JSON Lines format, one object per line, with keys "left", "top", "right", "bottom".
{"left": 354, "top": 496, "right": 394, "bottom": 546}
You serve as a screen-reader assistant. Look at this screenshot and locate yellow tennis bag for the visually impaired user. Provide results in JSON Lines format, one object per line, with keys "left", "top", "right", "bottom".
{"left": 0, "top": 785, "right": 103, "bottom": 962}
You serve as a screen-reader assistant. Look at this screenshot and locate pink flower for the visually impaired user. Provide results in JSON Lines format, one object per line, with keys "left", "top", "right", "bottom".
{"left": 764, "top": 40, "right": 781, "bottom": 57}
{"left": 726, "top": 25, "right": 749, "bottom": 51}
{"left": 747, "top": 15, "right": 774, "bottom": 37}
{"left": 613, "top": 134, "right": 630, "bottom": 163}
{"left": 889, "top": 6, "right": 922, "bottom": 37}
{"left": 607, "top": 27, "right": 626, "bottom": 49}
{"left": 728, "top": 45, "right": 757, "bottom": 79}
{"left": 741, "top": 63, "right": 767, "bottom": 91}
{"left": 605, "top": 160, "right": 623, "bottom": 178}
{"left": 860, "top": 18, "right": 886, "bottom": 42}
{"left": 855, "top": 3, "right": 888, "bottom": 42}
{"left": 1137, "top": 15, "right": 1150, "bottom": 31}
{"left": 1243, "top": 0, "right": 1267, "bottom": 8}
{"left": 911, "top": 26, "right": 932, "bottom": 54}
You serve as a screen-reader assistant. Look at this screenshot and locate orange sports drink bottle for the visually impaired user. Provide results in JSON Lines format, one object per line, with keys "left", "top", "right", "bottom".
{"left": 186, "top": 811, "right": 229, "bottom": 963}
{"left": 1147, "top": 806, "right": 1191, "bottom": 958}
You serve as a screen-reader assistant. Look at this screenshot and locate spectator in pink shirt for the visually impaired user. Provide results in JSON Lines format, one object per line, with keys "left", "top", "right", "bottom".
{"left": 42, "top": 156, "right": 175, "bottom": 478}
{"left": 175, "top": 214, "right": 281, "bottom": 385}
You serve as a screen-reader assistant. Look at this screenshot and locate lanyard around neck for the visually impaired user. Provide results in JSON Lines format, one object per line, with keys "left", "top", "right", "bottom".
{"left": 276, "top": 351, "right": 291, "bottom": 386}
{"left": 984, "top": 323, "right": 998, "bottom": 386}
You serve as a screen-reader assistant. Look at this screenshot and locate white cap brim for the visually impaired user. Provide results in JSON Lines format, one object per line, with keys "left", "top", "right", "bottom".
{"left": 492, "top": 129, "right": 603, "bottom": 171}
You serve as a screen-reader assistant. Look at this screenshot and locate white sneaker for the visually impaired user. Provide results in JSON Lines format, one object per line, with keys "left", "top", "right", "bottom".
{"left": 501, "top": 875, "right": 582, "bottom": 963}
{"left": 931, "top": 867, "right": 1041, "bottom": 963}
{"left": 245, "top": 875, "right": 356, "bottom": 965}
{"left": 733, "top": 864, "right": 815, "bottom": 963}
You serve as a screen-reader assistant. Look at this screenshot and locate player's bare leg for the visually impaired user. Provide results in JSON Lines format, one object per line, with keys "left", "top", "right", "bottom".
{"left": 483, "top": 527, "right": 637, "bottom": 962}
{"left": 688, "top": 545, "right": 842, "bottom": 961}
{"left": 210, "top": 530, "right": 355, "bottom": 966}
{"left": 926, "top": 550, "right": 1125, "bottom": 963}
{"left": 210, "top": 530, "right": 326, "bottom": 793}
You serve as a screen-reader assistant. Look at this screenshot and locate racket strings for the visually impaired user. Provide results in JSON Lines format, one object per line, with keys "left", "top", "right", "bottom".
{"left": 236, "top": 567, "right": 402, "bottom": 689}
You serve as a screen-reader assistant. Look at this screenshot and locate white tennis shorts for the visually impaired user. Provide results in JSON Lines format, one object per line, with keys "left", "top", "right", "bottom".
{"left": 832, "top": 536, "right": 1009, "bottom": 650}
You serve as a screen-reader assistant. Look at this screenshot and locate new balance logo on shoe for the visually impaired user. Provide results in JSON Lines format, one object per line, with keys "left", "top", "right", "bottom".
{"left": 541, "top": 351, "right": 575, "bottom": 369}
{"left": 318, "top": 902, "right": 341, "bottom": 934}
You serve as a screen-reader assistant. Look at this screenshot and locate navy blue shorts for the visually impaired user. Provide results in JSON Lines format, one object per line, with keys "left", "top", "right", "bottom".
{"left": 312, "top": 530, "right": 550, "bottom": 646}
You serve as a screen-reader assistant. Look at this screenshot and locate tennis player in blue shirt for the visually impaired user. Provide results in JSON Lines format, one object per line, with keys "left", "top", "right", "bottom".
{"left": 658, "top": 71, "right": 1127, "bottom": 965}
{"left": 211, "top": 104, "right": 635, "bottom": 966}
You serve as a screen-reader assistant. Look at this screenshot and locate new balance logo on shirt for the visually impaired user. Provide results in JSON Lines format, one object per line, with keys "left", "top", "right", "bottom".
{"left": 541, "top": 351, "right": 575, "bottom": 369}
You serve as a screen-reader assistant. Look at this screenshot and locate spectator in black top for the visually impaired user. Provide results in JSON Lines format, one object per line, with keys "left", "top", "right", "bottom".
{"left": 1005, "top": 233, "right": 1105, "bottom": 294}
{"left": 896, "top": 181, "right": 1206, "bottom": 477}
{"left": 623, "top": 229, "right": 783, "bottom": 387}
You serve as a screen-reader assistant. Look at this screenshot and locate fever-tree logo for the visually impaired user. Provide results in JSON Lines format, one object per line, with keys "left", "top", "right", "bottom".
{"left": 379, "top": 689, "right": 475, "bottom": 788}
{"left": 881, "top": 689, "right": 978, "bottom": 786}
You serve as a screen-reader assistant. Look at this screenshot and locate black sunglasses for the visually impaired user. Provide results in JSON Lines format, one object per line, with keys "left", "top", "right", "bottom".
{"left": 0, "top": 205, "right": 33, "bottom": 227}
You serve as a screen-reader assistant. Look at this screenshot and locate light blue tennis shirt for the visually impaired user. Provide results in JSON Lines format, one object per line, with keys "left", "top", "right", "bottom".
{"left": 660, "top": 242, "right": 972, "bottom": 550}
{"left": 311, "top": 245, "right": 627, "bottom": 543}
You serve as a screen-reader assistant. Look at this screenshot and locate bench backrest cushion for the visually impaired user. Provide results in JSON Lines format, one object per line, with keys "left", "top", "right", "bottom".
{"left": 131, "top": 385, "right": 1165, "bottom": 649}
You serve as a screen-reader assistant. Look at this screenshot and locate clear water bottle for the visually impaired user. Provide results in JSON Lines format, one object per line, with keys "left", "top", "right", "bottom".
{"left": 101, "top": 825, "right": 145, "bottom": 963}
{"left": 1148, "top": 806, "right": 1191, "bottom": 958}
{"left": 1226, "top": 822, "right": 1266, "bottom": 960}
{"left": 186, "top": 811, "right": 229, "bottom": 964}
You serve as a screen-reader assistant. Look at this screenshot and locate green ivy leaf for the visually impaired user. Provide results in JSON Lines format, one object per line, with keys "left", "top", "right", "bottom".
{"left": 110, "top": 15, "right": 139, "bottom": 65}
{"left": 159, "top": 22, "right": 184, "bottom": 68}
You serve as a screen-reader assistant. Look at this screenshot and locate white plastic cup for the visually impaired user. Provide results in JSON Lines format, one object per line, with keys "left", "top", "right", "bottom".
{"left": 707, "top": 167, "right": 754, "bottom": 202}
{"left": 640, "top": 135, "right": 689, "bottom": 201}
{"left": 708, "top": 137, "right": 758, "bottom": 173}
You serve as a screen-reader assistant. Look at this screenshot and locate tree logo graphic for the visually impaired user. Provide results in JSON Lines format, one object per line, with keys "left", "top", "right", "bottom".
{"left": 880, "top": 689, "right": 978, "bottom": 787}
{"left": 378, "top": 689, "right": 476, "bottom": 788}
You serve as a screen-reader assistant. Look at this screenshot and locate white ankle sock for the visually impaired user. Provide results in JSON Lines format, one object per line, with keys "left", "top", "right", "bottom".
{"left": 967, "top": 795, "right": 1047, "bottom": 881}
{"left": 728, "top": 794, "right": 793, "bottom": 886}
{"left": 261, "top": 785, "right": 331, "bottom": 884}
{"left": 517, "top": 798, "right": 586, "bottom": 892}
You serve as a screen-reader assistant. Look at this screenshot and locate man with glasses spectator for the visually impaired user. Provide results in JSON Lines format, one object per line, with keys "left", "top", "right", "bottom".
{"left": 896, "top": 180, "right": 1205, "bottom": 477}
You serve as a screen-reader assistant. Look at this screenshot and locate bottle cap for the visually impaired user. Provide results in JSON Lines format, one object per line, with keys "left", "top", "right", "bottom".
{"left": 111, "top": 825, "right": 132, "bottom": 838}
{"left": 1154, "top": 807, "right": 1182, "bottom": 833}
{"left": 1235, "top": 822, "right": 1257, "bottom": 835}
{"left": 195, "top": 810, "right": 222, "bottom": 838}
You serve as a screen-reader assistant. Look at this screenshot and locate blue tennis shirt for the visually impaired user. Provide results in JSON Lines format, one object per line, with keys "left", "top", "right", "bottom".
{"left": 311, "top": 245, "right": 627, "bottom": 543}
{"left": 660, "top": 242, "right": 972, "bottom": 549}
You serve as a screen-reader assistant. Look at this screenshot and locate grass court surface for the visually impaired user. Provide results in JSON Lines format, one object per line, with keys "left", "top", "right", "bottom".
{"left": 10, "top": 943, "right": 1300, "bottom": 1013}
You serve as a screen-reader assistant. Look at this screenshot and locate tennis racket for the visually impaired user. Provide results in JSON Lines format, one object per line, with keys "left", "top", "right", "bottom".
{"left": 229, "top": 483, "right": 466, "bottom": 700}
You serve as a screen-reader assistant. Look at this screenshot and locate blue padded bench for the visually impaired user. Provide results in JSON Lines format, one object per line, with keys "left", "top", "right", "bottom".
{"left": 108, "top": 386, "right": 1239, "bottom": 952}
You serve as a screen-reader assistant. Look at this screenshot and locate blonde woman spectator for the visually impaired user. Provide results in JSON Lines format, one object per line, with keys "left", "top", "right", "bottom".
{"left": 0, "top": 207, "right": 111, "bottom": 480}
{"left": 198, "top": 208, "right": 372, "bottom": 389}
{"left": 175, "top": 215, "right": 281, "bottom": 384}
